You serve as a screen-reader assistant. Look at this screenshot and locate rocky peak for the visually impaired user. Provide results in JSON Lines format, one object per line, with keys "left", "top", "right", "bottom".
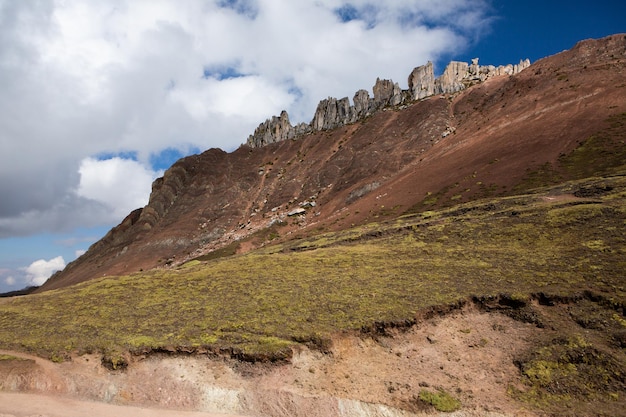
{"left": 246, "top": 110, "right": 311, "bottom": 148}
{"left": 409, "top": 58, "right": 532, "bottom": 98}
{"left": 246, "top": 56, "right": 530, "bottom": 148}
{"left": 353, "top": 89, "right": 372, "bottom": 117}
{"left": 311, "top": 97, "right": 355, "bottom": 131}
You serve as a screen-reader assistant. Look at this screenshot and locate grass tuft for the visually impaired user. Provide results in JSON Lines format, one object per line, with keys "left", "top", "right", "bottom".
{"left": 513, "top": 335, "right": 626, "bottom": 412}
{"left": 418, "top": 389, "right": 461, "bottom": 412}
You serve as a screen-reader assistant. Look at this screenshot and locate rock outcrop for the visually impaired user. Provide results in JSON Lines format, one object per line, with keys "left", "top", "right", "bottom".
{"left": 247, "top": 57, "right": 531, "bottom": 148}
{"left": 247, "top": 111, "right": 312, "bottom": 148}
{"left": 435, "top": 61, "right": 470, "bottom": 94}
{"left": 408, "top": 62, "right": 435, "bottom": 100}
{"left": 311, "top": 97, "right": 355, "bottom": 131}
{"left": 372, "top": 78, "right": 404, "bottom": 107}
{"left": 353, "top": 89, "right": 371, "bottom": 117}
{"left": 407, "top": 58, "right": 532, "bottom": 99}
{"left": 467, "top": 58, "right": 532, "bottom": 82}
{"left": 309, "top": 78, "right": 405, "bottom": 133}
{"left": 247, "top": 76, "right": 409, "bottom": 147}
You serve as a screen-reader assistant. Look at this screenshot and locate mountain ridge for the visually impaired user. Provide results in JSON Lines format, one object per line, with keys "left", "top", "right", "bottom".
{"left": 39, "top": 33, "right": 626, "bottom": 292}
{"left": 245, "top": 56, "right": 530, "bottom": 148}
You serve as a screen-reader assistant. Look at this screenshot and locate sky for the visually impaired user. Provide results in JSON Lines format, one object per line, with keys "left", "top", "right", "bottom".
{"left": 1, "top": 0, "right": 624, "bottom": 293}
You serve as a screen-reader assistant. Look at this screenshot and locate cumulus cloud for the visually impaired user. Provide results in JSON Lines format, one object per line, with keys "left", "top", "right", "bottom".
{"left": 22, "top": 256, "right": 66, "bottom": 286}
{"left": 76, "top": 157, "right": 161, "bottom": 220}
{"left": 0, "top": 0, "right": 492, "bottom": 238}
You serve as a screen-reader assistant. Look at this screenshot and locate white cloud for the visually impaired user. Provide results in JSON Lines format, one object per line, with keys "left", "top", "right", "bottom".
{"left": 76, "top": 157, "right": 160, "bottom": 220}
{"left": 23, "top": 256, "right": 66, "bottom": 286}
{"left": 170, "top": 75, "right": 295, "bottom": 121}
{"left": 0, "top": 0, "right": 492, "bottom": 238}
{"left": 75, "top": 249, "right": 86, "bottom": 258}
{"left": 4, "top": 276, "right": 16, "bottom": 286}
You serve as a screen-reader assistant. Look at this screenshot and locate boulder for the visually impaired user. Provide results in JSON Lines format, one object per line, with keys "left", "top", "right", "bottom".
{"left": 287, "top": 208, "right": 306, "bottom": 216}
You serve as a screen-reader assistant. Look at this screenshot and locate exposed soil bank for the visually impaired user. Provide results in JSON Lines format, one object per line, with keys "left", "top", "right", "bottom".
{"left": 0, "top": 307, "right": 530, "bottom": 416}
{"left": 1, "top": 296, "right": 624, "bottom": 417}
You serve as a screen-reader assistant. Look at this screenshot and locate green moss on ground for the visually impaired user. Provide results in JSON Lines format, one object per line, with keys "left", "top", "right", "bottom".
{"left": 512, "top": 335, "right": 626, "bottom": 416}
{"left": 0, "top": 354, "right": 26, "bottom": 361}
{"left": 418, "top": 389, "right": 462, "bottom": 412}
{"left": 0, "top": 174, "right": 624, "bottom": 415}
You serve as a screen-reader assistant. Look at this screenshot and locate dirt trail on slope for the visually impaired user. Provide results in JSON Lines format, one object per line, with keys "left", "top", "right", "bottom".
{"left": 0, "top": 392, "right": 246, "bottom": 417}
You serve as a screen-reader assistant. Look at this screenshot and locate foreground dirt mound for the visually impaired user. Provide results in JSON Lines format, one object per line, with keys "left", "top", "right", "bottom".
{"left": 2, "top": 297, "right": 624, "bottom": 417}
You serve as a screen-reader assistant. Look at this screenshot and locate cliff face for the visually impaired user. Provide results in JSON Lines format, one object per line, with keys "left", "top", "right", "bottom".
{"left": 247, "top": 57, "right": 530, "bottom": 148}
{"left": 41, "top": 34, "right": 626, "bottom": 291}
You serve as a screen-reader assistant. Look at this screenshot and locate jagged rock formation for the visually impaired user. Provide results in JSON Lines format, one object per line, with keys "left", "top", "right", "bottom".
{"left": 435, "top": 61, "right": 470, "bottom": 94}
{"left": 247, "top": 111, "right": 311, "bottom": 147}
{"left": 412, "top": 58, "right": 531, "bottom": 98}
{"left": 246, "top": 57, "right": 531, "bottom": 148}
{"left": 308, "top": 78, "right": 406, "bottom": 133}
{"left": 372, "top": 77, "right": 404, "bottom": 107}
{"left": 353, "top": 89, "right": 371, "bottom": 117}
{"left": 311, "top": 97, "right": 354, "bottom": 131}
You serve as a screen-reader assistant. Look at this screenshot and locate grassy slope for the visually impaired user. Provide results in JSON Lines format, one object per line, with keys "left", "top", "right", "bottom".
{"left": 1, "top": 106, "right": 624, "bottom": 417}
{"left": 0, "top": 175, "right": 624, "bottom": 362}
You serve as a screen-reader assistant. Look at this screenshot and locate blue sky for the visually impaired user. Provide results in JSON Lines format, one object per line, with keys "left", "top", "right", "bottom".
{"left": 1, "top": 0, "right": 624, "bottom": 293}
{"left": 454, "top": 1, "right": 625, "bottom": 66}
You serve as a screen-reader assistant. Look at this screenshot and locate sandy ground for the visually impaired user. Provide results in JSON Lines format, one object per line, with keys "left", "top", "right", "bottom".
{"left": 0, "top": 392, "right": 247, "bottom": 417}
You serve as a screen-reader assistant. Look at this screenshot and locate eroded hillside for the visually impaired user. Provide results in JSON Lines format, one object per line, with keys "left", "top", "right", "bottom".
{"left": 2, "top": 173, "right": 626, "bottom": 416}
{"left": 39, "top": 34, "right": 626, "bottom": 291}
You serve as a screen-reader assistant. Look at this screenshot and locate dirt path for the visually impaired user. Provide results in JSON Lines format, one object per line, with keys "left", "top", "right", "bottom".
{"left": 0, "top": 392, "right": 248, "bottom": 417}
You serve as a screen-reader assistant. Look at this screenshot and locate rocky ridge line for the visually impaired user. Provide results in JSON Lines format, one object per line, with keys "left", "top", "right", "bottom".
{"left": 246, "top": 58, "right": 530, "bottom": 148}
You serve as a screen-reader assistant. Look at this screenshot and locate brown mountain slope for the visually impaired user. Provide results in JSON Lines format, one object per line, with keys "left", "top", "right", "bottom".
{"left": 40, "top": 34, "right": 626, "bottom": 292}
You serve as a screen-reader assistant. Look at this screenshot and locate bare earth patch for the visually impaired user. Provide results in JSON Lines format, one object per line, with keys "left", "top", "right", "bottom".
{"left": 0, "top": 392, "right": 239, "bottom": 417}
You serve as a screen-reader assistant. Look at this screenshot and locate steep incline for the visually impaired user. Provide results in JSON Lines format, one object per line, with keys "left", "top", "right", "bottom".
{"left": 40, "top": 34, "right": 626, "bottom": 291}
{"left": 349, "top": 34, "right": 626, "bottom": 221}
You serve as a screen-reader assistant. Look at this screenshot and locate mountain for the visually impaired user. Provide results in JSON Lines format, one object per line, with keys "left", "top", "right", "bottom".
{"left": 3, "top": 35, "right": 626, "bottom": 417}
{"left": 40, "top": 34, "right": 626, "bottom": 292}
